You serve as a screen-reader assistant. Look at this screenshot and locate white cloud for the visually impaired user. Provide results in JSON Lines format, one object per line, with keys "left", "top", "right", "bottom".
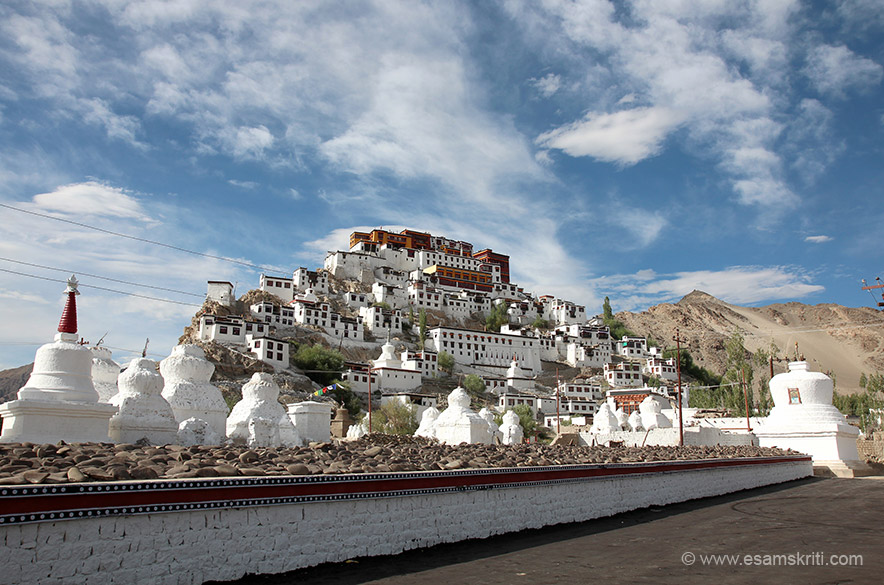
{"left": 537, "top": 107, "right": 684, "bottom": 166}
{"left": 607, "top": 207, "right": 668, "bottom": 248}
{"left": 30, "top": 181, "right": 150, "bottom": 220}
{"left": 530, "top": 73, "right": 562, "bottom": 97}
{"left": 804, "top": 44, "right": 884, "bottom": 98}
{"left": 594, "top": 266, "right": 824, "bottom": 309}
{"left": 227, "top": 179, "right": 259, "bottom": 190}
{"left": 805, "top": 235, "right": 833, "bottom": 244}
{"left": 513, "top": 1, "right": 806, "bottom": 208}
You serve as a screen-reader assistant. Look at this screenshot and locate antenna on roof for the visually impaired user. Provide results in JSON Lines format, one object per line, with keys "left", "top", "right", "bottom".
{"left": 95, "top": 332, "right": 108, "bottom": 347}
{"left": 142, "top": 338, "right": 150, "bottom": 358}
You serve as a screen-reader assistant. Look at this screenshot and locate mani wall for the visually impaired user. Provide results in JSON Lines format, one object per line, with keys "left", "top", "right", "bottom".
{"left": 0, "top": 456, "right": 811, "bottom": 585}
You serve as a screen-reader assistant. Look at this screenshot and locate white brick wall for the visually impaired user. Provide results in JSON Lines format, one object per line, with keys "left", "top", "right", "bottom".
{"left": 0, "top": 460, "right": 810, "bottom": 584}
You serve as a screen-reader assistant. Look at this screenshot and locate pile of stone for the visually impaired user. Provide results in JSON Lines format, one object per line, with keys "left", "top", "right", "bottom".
{"left": 0, "top": 435, "right": 797, "bottom": 485}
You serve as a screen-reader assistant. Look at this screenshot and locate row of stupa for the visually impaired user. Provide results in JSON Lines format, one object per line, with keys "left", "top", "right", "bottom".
{"left": 0, "top": 277, "right": 331, "bottom": 447}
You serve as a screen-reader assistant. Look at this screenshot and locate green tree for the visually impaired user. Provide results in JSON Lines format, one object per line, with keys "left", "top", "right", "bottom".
{"left": 291, "top": 343, "right": 345, "bottom": 385}
{"left": 859, "top": 372, "right": 868, "bottom": 389}
{"left": 438, "top": 351, "right": 455, "bottom": 375}
{"left": 511, "top": 404, "right": 537, "bottom": 438}
{"left": 486, "top": 301, "right": 509, "bottom": 332}
{"left": 418, "top": 308, "right": 428, "bottom": 351}
{"left": 720, "top": 331, "right": 754, "bottom": 416}
{"left": 463, "top": 374, "right": 486, "bottom": 396}
{"left": 367, "top": 400, "right": 419, "bottom": 435}
{"left": 601, "top": 296, "right": 634, "bottom": 340}
{"left": 532, "top": 316, "right": 549, "bottom": 330}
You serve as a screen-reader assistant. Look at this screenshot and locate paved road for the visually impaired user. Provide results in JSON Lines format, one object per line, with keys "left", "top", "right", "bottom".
{"left": 224, "top": 477, "right": 884, "bottom": 585}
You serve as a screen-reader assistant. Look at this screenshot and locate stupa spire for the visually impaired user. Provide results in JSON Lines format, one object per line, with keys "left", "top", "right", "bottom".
{"left": 57, "top": 275, "right": 80, "bottom": 334}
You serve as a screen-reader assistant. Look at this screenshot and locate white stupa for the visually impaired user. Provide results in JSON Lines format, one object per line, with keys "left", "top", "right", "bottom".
{"left": 160, "top": 344, "right": 227, "bottom": 442}
{"left": 108, "top": 358, "right": 178, "bottom": 445}
{"left": 227, "top": 373, "right": 299, "bottom": 447}
{"left": 589, "top": 403, "right": 620, "bottom": 434}
{"left": 478, "top": 407, "right": 502, "bottom": 443}
{"left": 91, "top": 345, "right": 121, "bottom": 402}
{"left": 0, "top": 276, "right": 117, "bottom": 443}
{"left": 755, "top": 361, "right": 872, "bottom": 477}
{"left": 433, "top": 387, "right": 493, "bottom": 445}
{"left": 627, "top": 410, "right": 644, "bottom": 432}
{"left": 505, "top": 358, "right": 534, "bottom": 392}
{"left": 415, "top": 406, "right": 440, "bottom": 440}
{"left": 639, "top": 396, "right": 672, "bottom": 430}
{"left": 499, "top": 409, "right": 524, "bottom": 445}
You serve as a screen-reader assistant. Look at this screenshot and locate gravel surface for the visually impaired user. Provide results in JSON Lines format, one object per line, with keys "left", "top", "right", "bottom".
{"left": 0, "top": 434, "right": 798, "bottom": 486}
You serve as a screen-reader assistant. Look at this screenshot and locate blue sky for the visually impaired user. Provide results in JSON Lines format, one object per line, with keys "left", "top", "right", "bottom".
{"left": 0, "top": 0, "right": 882, "bottom": 370}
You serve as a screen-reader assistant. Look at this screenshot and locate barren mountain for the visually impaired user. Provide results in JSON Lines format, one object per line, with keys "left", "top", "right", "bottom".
{"left": 616, "top": 291, "right": 884, "bottom": 393}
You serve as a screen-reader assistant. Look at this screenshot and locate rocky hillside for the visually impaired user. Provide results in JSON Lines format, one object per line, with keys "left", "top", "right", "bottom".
{"left": 616, "top": 291, "right": 884, "bottom": 393}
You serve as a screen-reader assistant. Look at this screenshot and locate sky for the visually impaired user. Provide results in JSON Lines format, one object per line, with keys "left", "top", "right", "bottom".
{"left": 0, "top": 0, "right": 882, "bottom": 370}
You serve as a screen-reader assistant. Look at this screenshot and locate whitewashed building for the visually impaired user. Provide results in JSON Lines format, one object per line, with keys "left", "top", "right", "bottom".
{"left": 644, "top": 356, "right": 678, "bottom": 381}
{"left": 426, "top": 326, "right": 541, "bottom": 373}
{"left": 248, "top": 337, "right": 289, "bottom": 370}
{"left": 604, "top": 361, "right": 643, "bottom": 388}
{"left": 293, "top": 267, "right": 328, "bottom": 295}
{"left": 259, "top": 274, "right": 295, "bottom": 303}
{"left": 360, "top": 305, "right": 404, "bottom": 336}
{"left": 616, "top": 336, "right": 649, "bottom": 360}
{"left": 206, "top": 281, "right": 235, "bottom": 307}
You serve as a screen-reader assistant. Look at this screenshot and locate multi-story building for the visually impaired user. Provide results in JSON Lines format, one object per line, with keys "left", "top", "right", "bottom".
{"left": 259, "top": 274, "right": 295, "bottom": 303}
{"left": 360, "top": 305, "right": 403, "bottom": 337}
{"left": 425, "top": 326, "right": 541, "bottom": 372}
{"left": 247, "top": 337, "right": 289, "bottom": 369}
{"left": 292, "top": 267, "right": 328, "bottom": 294}
{"left": 617, "top": 336, "right": 649, "bottom": 360}
{"left": 206, "top": 281, "right": 235, "bottom": 307}
{"left": 644, "top": 356, "right": 678, "bottom": 381}
{"left": 250, "top": 302, "right": 296, "bottom": 327}
{"left": 604, "top": 361, "right": 643, "bottom": 388}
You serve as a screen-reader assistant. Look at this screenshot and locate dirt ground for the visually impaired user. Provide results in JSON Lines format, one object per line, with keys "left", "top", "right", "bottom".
{"left": 221, "top": 477, "right": 884, "bottom": 585}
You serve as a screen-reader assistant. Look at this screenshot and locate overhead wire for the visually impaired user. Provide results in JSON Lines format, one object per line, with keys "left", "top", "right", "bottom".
{"left": 0, "top": 256, "right": 204, "bottom": 298}
{"left": 0, "top": 268, "right": 204, "bottom": 308}
{"left": 0, "top": 202, "right": 278, "bottom": 272}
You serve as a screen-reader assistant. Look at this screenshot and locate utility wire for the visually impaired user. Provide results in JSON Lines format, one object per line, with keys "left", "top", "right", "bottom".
{"left": 0, "top": 256, "right": 204, "bottom": 298}
{"left": 0, "top": 268, "right": 203, "bottom": 308}
{"left": 0, "top": 202, "right": 277, "bottom": 272}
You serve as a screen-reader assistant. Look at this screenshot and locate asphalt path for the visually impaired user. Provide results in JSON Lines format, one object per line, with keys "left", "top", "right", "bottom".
{"left": 219, "top": 477, "right": 884, "bottom": 585}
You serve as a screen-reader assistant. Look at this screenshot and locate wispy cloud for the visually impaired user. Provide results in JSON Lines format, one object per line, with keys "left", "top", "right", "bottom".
{"left": 530, "top": 73, "right": 562, "bottom": 97}
{"left": 537, "top": 107, "right": 684, "bottom": 166}
{"left": 804, "top": 44, "right": 883, "bottom": 99}
{"left": 805, "top": 235, "right": 833, "bottom": 244}
{"left": 594, "top": 266, "right": 824, "bottom": 310}
{"left": 30, "top": 181, "right": 150, "bottom": 220}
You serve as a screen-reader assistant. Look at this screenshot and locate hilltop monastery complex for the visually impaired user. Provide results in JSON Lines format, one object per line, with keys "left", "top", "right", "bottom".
{"left": 197, "top": 228, "right": 680, "bottom": 426}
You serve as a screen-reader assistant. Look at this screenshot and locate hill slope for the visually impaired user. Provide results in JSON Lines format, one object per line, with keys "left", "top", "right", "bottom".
{"left": 616, "top": 291, "right": 884, "bottom": 392}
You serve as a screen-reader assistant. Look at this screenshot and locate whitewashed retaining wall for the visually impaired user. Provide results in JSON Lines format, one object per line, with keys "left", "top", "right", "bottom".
{"left": 579, "top": 426, "right": 758, "bottom": 447}
{"left": 1, "top": 459, "right": 809, "bottom": 585}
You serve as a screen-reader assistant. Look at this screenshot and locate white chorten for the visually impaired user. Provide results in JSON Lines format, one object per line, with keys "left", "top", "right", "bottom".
{"left": 590, "top": 403, "right": 619, "bottom": 434}
{"left": 755, "top": 361, "right": 871, "bottom": 477}
{"left": 627, "top": 410, "right": 644, "bottom": 432}
{"left": 499, "top": 409, "right": 524, "bottom": 445}
{"left": 108, "top": 358, "right": 178, "bottom": 445}
{"left": 286, "top": 400, "right": 332, "bottom": 445}
{"left": 346, "top": 417, "right": 368, "bottom": 439}
{"left": 91, "top": 346, "right": 121, "bottom": 403}
{"left": 479, "top": 407, "right": 502, "bottom": 443}
{"left": 227, "top": 373, "right": 299, "bottom": 447}
{"left": 639, "top": 396, "right": 672, "bottom": 430}
{"left": 160, "top": 344, "right": 227, "bottom": 442}
{"left": 415, "top": 406, "right": 440, "bottom": 440}
{"left": 506, "top": 358, "right": 534, "bottom": 391}
{"left": 615, "top": 407, "right": 629, "bottom": 429}
{"left": 433, "top": 387, "right": 493, "bottom": 445}
{"left": 0, "top": 276, "right": 116, "bottom": 444}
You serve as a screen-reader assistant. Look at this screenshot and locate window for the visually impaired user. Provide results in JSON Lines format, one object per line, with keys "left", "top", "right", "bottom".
{"left": 219, "top": 326, "right": 228, "bottom": 334}
{"left": 255, "top": 340, "right": 261, "bottom": 348}
{"left": 277, "top": 352, "right": 283, "bottom": 361}
{"left": 232, "top": 328, "right": 240, "bottom": 335}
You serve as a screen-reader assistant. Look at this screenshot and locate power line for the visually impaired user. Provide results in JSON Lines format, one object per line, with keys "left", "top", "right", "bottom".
{"left": 0, "top": 257, "right": 204, "bottom": 298}
{"left": 0, "top": 202, "right": 277, "bottom": 272}
{"left": 0, "top": 268, "right": 203, "bottom": 308}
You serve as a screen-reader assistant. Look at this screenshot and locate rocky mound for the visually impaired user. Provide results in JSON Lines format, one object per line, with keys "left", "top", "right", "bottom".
{"left": 0, "top": 435, "right": 797, "bottom": 485}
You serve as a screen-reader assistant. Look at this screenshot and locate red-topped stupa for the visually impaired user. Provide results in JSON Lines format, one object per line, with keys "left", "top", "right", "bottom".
{"left": 0, "top": 276, "right": 117, "bottom": 444}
